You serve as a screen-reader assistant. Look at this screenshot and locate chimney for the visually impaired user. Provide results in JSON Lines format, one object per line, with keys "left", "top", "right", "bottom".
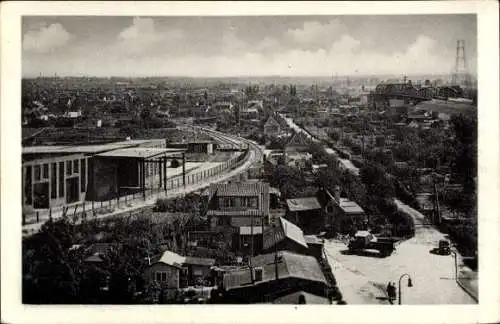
{"left": 333, "top": 185, "right": 341, "bottom": 203}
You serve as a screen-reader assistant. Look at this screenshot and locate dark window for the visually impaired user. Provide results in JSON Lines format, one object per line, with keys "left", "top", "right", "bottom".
{"left": 80, "top": 159, "right": 86, "bottom": 193}
{"left": 73, "top": 160, "right": 79, "bottom": 174}
{"left": 155, "top": 272, "right": 167, "bottom": 282}
{"left": 66, "top": 161, "right": 72, "bottom": 176}
{"left": 59, "top": 162, "right": 65, "bottom": 197}
{"left": 34, "top": 165, "right": 41, "bottom": 181}
{"left": 51, "top": 163, "right": 57, "bottom": 199}
{"left": 42, "top": 163, "right": 49, "bottom": 179}
{"left": 25, "top": 166, "right": 32, "bottom": 205}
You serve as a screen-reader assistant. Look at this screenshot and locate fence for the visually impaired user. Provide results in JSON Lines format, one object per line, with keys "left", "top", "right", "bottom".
{"left": 23, "top": 148, "right": 252, "bottom": 227}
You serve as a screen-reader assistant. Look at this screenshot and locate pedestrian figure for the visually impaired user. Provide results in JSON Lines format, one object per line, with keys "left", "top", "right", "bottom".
{"left": 386, "top": 282, "right": 393, "bottom": 304}
{"left": 386, "top": 282, "right": 396, "bottom": 304}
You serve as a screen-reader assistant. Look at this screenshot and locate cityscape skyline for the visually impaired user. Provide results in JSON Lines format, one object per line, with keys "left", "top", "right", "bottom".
{"left": 22, "top": 15, "right": 477, "bottom": 78}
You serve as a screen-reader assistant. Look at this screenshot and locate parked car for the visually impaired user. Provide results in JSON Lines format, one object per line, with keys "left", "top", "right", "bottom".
{"left": 347, "top": 231, "right": 398, "bottom": 257}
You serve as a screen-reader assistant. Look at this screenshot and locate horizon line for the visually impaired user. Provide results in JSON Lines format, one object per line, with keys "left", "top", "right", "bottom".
{"left": 22, "top": 72, "right": 476, "bottom": 79}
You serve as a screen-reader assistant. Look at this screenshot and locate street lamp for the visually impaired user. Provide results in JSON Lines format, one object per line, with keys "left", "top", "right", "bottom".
{"left": 398, "top": 273, "right": 413, "bottom": 305}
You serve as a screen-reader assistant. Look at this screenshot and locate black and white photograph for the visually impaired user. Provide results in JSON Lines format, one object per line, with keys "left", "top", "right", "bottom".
{"left": 1, "top": 1, "right": 499, "bottom": 324}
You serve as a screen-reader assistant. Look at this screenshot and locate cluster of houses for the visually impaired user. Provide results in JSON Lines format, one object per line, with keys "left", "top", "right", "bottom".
{"left": 139, "top": 177, "right": 365, "bottom": 304}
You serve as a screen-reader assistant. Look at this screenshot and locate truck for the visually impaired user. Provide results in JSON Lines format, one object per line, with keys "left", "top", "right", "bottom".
{"left": 347, "top": 231, "right": 399, "bottom": 257}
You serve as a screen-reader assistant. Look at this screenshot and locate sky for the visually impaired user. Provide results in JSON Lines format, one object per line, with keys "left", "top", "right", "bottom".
{"left": 22, "top": 15, "right": 477, "bottom": 77}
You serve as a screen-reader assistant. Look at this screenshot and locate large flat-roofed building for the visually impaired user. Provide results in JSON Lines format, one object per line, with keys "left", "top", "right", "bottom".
{"left": 22, "top": 139, "right": 185, "bottom": 211}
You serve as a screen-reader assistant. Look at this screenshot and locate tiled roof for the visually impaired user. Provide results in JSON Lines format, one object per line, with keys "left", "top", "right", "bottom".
{"left": 286, "top": 131, "right": 312, "bottom": 148}
{"left": 280, "top": 217, "right": 308, "bottom": 248}
{"left": 222, "top": 250, "right": 327, "bottom": 290}
{"left": 206, "top": 209, "right": 264, "bottom": 217}
{"left": 286, "top": 197, "right": 322, "bottom": 212}
{"left": 209, "top": 181, "right": 269, "bottom": 197}
{"left": 264, "top": 116, "right": 280, "bottom": 128}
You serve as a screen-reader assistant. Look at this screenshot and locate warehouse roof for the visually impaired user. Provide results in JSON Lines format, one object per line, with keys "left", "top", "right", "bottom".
{"left": 97, "top": 147, "right": 185, "bottom": 159}
{"left": 22, "top": 139, "right": 165, "bottom": 155}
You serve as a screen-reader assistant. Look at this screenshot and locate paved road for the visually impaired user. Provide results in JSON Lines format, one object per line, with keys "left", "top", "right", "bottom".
{"left": 324, "top": 201, "right": 477, "bottom": 305}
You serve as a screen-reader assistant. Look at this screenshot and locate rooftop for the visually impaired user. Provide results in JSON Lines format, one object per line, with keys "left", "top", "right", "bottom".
{"left": 222, "top": 250, "right": 328, "bottom": 290}
{"left": 97, "top": 147, "right": 185, "bottom": 159}
{"left": 279, "top": 217, "right": 308, "bottom": 248}
{"left": 208, "top": 181, "right": 269, "bottom": 198}
{"left": 153, "top": 250, "right": 215, "bottom": 268}
{"left": 22, "top": 139, "right": 165, "bottom": 155}
{"left": 338, "top": 197, "right": 365, "bottom": 214}
{"left": 239, "top": 226, "right": 264, "bottom": 235}
{"left": 206, "top": 209, "right": 264, "bottom": 217}
{"left": 286, "top": 197, "right": 322, "bottom": 212}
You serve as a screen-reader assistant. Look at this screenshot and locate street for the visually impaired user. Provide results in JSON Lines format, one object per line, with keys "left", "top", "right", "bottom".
{"left": 324, "top": 203, "right": 477, "bottom": 305}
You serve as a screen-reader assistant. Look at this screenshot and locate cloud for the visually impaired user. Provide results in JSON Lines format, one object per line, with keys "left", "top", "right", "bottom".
{"left": 221, "top": 29, "right": 248, "bottom": 54}
{"left": 114, "top": 17, "right": 184, "bottom": 56}
{"left": 23, "top": 32, "right": 464, "bottom": 77}
{"left": 287, "top": 19, "right": 347, "bottom": 46}
{"left": 23, "top": 23, "right": 72, "bottom": 54}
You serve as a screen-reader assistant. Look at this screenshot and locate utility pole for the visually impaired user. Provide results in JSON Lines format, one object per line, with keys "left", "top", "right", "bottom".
{"left": 433, "top": 181, "right": 441, "bottom": 225}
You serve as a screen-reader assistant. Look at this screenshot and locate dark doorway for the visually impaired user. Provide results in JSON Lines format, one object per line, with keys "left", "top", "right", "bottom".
{"left": 66, "top": 177, "right": 79, "bottom": 204}
{"left": 33, "top": 182, "right": 49, "bottom": 209}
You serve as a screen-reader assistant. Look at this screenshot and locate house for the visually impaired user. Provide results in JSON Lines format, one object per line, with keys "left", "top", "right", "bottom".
{"left": 284, "top": 131, "right": 312, "bottom": 154}
{"left": 286, "top": 196, "right": 323, "bottom": 234}
{"left": 219, "top": 250, "right": 331, "bottom": 304}
{"left": 262, "top": 217, "right": 309, "bottom": 255}
{"left": 286, "top": 187, "right": 367, "bottom": 235}
{"left": 241, "top": 100, "right": 263, "bottom": 120}
{"left": 263, "top": 116, "right": 281, "bottom": 137}
{"left": 205, "top": 181, "right": 271, "bottom": 255}
{"left": 285, "top": 151, "right": 312, "bottom": 169}
{"left": 144, "top": 250, "right": 215, "bottom": 301}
